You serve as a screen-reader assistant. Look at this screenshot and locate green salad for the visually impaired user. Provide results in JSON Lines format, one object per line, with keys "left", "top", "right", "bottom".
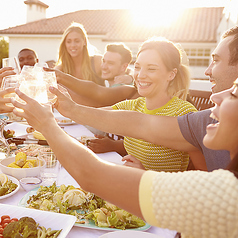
{"left": 26, "top": 183, "right": 146, "bottom": 230}
{"left": 0, "top": 179, "right": 18, "bottom": 196}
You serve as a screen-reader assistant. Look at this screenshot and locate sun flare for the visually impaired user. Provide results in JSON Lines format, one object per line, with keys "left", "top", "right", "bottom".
{"left": 130, "top": 4, "right": 184, "bottom": 28}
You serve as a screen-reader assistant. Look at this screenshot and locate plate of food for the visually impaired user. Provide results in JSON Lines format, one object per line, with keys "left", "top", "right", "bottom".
{"left": 0, "top": 204, "right": 76, "bottom": 238}
{"left": 0, "top": 173, "right": 20, "bottom": 199}
{"left": 55, "top": 116, "right": 76, "bottom": 126}
{"left": 18, "top": 183, "right": 150, "bottom": 231}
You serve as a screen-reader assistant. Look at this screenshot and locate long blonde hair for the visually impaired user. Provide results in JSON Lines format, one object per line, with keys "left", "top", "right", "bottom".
{"left": 137, "top": 37, "right": 190, "bottom": 101}
{"left": 56, "top": 22, "right": 96, "bottom": 82}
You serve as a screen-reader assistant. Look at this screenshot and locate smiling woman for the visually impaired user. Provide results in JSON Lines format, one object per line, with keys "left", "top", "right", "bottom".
{"left": 203, "top": 79, "right": 238, "bottom": 158}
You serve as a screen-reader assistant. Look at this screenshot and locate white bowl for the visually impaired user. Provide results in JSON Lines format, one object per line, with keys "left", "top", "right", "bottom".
{"left": 0, "top": 156, "right": 46, "bottom": 180}
{"left": 19, "top": 177, "right": 42, "bottom": 191}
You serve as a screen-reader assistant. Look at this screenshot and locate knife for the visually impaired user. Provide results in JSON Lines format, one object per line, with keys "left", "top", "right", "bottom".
{"left": 7, "top": 137, "right": 48, "bottom": 146}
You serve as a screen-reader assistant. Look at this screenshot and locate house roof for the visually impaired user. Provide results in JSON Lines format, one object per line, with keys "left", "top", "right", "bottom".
{"left": 0, "top": 7, "right": 224, "bottom": 43}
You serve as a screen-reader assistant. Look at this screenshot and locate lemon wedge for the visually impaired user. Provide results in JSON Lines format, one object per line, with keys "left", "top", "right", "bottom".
{"left": 63, "top": 189, "right": 86, "bottom": 207}
{"left": 33, "top": 131, "right": 46, "bottom": 140}
{"left": 0, "top": 173, "right": 8, "bottom": 186}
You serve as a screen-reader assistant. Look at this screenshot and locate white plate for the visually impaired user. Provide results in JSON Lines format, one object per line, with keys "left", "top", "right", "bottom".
{"left": 55, "top": 116, "right": 76, "bottom": 126}
{"left": 0, "top": 175, "right": 20, "bottom": 199}
{"left": 0, "top": 204, "right": 76, "bottom": 238}
{"left": 99, "top": 230, "right": 164, "bottom": 238}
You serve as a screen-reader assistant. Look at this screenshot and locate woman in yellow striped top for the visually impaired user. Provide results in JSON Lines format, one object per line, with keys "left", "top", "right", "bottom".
{"left": 109, "top": 37, "right": 198, "bottom": 172}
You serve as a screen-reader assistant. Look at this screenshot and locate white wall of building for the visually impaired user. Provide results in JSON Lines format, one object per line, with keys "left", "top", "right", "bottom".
{"left": 9, "top": 35, "right": 62, "bottom": 63}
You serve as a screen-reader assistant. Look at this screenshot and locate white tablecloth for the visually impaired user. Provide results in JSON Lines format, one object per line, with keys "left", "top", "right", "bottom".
{"left": 0, "top": 120, "right": 177, "bottom": 238}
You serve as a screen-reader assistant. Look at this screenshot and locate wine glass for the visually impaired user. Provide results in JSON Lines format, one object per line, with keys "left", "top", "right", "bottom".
{"left": 2, "top": 57, "right": 21, "bottom": 74}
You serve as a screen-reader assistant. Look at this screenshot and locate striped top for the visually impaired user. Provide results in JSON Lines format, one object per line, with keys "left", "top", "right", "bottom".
{"left": 112, "top": 97, "right": 197, "bottom": 172}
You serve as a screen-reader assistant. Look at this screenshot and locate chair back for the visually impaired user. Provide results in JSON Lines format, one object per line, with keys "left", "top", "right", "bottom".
{"left": 189, "top": 89, "right": 214, "bottom": 111}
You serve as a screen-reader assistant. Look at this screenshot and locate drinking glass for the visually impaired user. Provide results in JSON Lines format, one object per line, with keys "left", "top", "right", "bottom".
{"left": 1, "top": 75, "right": 23, "bottom": 106}
{"left": 38, "top": 148, "right": 61, "bottom": 186}
{"left": 18, "top": 65, "right": 57, "bottom": 104}
{"left": 2, "top": 57, "right": 21, "bottom": 74}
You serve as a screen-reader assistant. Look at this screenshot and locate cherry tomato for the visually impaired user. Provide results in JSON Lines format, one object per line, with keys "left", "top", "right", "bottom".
{"left": 0, "top": 234, "right": 3, "bottom": 238}
{"left": 0, "top": 225, "right": 2, "bottom": 229}
{"left": 1, "top": 215, "right": 10, "bottom": 224}
{"left": 2, "top": 223, "right": 9, "bottom": 228}
{"left": 0, "top": 228, "right": 3, "bottom": 234}
{"left": 11, "top": 218, "right": 18, "bottom": 222}
{"left": 2, "top": 218, "right": 11, "bottom": 224}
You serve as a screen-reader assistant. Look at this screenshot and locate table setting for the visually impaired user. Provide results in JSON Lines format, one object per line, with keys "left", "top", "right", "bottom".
{"left": 0, "top": 64, "right": 177, "bottom": 238}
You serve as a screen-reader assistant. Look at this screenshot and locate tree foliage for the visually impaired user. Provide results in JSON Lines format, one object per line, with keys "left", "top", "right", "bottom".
{"left": 0, "top": 37, "right": 9, "bottom": 68}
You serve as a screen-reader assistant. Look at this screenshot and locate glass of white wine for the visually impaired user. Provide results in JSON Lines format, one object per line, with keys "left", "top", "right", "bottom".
{"left": 18, "top": 66, "right": 57, "bottom": 104}
{"left": 2, "top": 57, "right": 21, "bottom": 74}
{"left": 1, "top": 75, "right": 24, "bottom": 121}
{"left": 1, "top": 75, "right": 23, "bottom": 106}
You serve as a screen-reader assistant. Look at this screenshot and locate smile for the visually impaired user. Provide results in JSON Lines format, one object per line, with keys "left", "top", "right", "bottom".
{"left": 138, "top": 82, "right": 152, "bottom": 88}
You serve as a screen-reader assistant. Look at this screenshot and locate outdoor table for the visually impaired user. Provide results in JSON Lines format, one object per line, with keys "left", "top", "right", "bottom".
{"left": 0, "top": 120, "right": 177, "bottom": 238}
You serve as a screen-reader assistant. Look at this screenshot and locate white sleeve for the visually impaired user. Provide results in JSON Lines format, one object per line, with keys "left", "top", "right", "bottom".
{"left": 139, "top": 169, "right": 238, "bottom": 238}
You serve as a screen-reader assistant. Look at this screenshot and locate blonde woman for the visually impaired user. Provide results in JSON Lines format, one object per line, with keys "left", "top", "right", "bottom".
{"left": 55, "top": 22, "right": 104, "bottom": 104}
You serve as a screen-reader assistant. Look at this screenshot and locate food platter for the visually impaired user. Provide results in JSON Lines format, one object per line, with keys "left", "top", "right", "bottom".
{"left": 55, "top": 116, "right": 76, "bottom": 126}
{"left": 0, "top": 175, "right": 20, "bottom": 200}
{"left": 18, "top": 187, "right": 151, "bottom": 232}
{"left": 0, "top": 204, "right": 76, "bottom": 238}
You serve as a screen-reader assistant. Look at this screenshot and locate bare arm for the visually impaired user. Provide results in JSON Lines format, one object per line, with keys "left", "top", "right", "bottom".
{"left": 52, "top": 87, "right": 198, "bottom": 152}
{"left": 11, "top": 90, "right": 144, "bottom": 218}
{"left": 45, "top": 68, "right": 138, "bottom": 107}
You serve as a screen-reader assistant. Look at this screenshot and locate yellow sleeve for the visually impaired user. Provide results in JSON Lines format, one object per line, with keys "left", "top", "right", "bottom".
{"left": 139, "top": 171, "right": 159, "bottom": 226}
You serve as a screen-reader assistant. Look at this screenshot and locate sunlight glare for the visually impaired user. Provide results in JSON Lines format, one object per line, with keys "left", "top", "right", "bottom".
{"left": 131, "top": 3, "right": 184, "bottom": 28}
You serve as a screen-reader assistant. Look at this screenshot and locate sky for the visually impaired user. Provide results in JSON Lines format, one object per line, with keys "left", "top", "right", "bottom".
{"left": 0, "top": 0, "right": 229, "bottom": 30}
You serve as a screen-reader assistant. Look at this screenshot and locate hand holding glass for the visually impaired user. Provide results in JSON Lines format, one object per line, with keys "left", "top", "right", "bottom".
{"left": 2, "top": 57, "right": 21, "bottom": 74}
{"left": 1, "top": 75, "right": 23, "bottom": 106}
{"left": 18, "top": 66, "right": 57, "bottom": 104}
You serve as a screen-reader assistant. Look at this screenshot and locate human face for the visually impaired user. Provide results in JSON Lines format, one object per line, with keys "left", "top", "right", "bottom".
{"left": 18, "top": 50, "right": 38, "bottom": 69}
{"left": 65, "top": 31, "right": 85, "bottom": 58}
{"left": 134, "top": 49, "right": 173, "bottom": 99}
{"left": 203, "top": 81, "right": 238, "bottom": 158}
{"left": 205, "top": 35, "right": 238, "bottom": 93}
{"left": 101, "top": 51, "right": 127, "bottom": 80}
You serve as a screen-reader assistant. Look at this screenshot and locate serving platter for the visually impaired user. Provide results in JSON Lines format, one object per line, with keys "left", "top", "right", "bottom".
{"left": 18, "top": 188, "right": 151, "bottom": 232}
{"left": 0, "top": 204, "right": 76, "bottom": 238}
{"left": 0, "top": 174, "right": 20, "bottom": 200}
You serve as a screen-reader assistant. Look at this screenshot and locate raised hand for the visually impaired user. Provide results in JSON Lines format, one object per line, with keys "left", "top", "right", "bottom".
{"left": 11, "top": 88, "right": 55, "bottom": 132}
{"left": 0, "top": 67, "right": 16, "bottom": 86}
{"left": 122, "top": 154, "right": 146, "bottom": 170}
{"left": 0, "top": 88, "right": 15, "bottom": 113}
